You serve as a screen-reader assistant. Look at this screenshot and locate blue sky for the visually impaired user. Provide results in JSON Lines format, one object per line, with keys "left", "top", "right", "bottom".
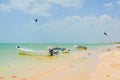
{"left": 0, "top": 0, "right": 120, "bottom": 43}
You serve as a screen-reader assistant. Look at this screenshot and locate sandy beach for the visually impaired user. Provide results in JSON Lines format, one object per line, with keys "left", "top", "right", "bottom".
{"left": 0, "top": 45, "right": 120, "bottom": 80}
{"left": 1, "top": 0, "right": 120, "bottom": 79}
{"left": 89, "top": 45, "right": 120, "bottom": 80}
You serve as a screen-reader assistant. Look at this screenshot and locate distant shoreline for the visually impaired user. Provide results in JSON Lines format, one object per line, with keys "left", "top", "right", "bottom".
{"left": 0, "top": 42, "right": 119, "bottom": 44}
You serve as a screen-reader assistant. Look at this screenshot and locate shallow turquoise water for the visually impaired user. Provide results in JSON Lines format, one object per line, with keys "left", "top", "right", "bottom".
{"left": 0, "top": 43, "right": 114, "bottom": 67}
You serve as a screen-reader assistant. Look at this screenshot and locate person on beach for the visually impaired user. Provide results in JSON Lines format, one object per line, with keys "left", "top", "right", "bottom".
{"left": 48, "top": 47, "right": 58, "bottom": 56}
{"left": 49, "top": 47, "right": 54, "bottom": 56}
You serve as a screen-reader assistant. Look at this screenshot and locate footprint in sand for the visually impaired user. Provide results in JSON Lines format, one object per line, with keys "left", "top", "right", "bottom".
{"left": 11, "top": 75, "right": 17, "bottom": 78}
{"left": 110, "top": 63, "right": 120, "bottom": 71}
{"left": 106, "top": 74, "right": 110, "bottom": 77}
{"left": 106, "top": 48, "right": 111, "bottom": 51}
{"left": 69, "top": 64, "right": 74, "bottom": 67}
{"left": 0, "top": 77, "right": 4, "bottom": 79}
{"left": 83, "top": 57, "right": 87, "bottom": 59}
{"left": 21, "top": 78, "right": 28, "bottom": 80}
{"left": 88, "top": 53, "right": 91, "bottom": 56}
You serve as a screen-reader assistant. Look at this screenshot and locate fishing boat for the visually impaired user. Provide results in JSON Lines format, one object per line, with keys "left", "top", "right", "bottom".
{"left": 48, "top": 47, "right": 70, "bottom": 53}
{"left": 74, "top": 45, "right": 87, "bottom": 50}
{"left": 16, "top": 46, "right": 48, "bottom": 55}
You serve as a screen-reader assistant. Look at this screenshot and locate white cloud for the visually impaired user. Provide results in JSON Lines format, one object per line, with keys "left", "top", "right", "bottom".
{"left": 116, "top": 0, "right": 120, "bottom": 6}
{"left": 43, "top": 16, "right": 83, "bottom": 30}
{"left": 42, "top": 15, "right": 120, "bottom": 32}
{"left": 40, "top": 15, "right": 120, "bottom": 43}
{"left": 99, "top": 15, "right": 112, "bottom": 23}
{"left": 0, "top": 4, "right": 12, "bottom": 12}
{"left": 104, "top": 2, "right": 113, "bottom": 8}
{"left": 0, "top": 0, "right": 51, "bottom": 16}
{"left": 48, "top": 0, "right": 84, "bottom": 8}
{"left": 0, "top": 0, "right": 84, "bottom": 16}
{"left": 104, "top": 0, "right": 120, "bottom": 8}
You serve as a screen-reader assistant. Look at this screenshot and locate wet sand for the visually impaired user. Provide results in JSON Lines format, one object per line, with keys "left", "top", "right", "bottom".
{"left": 89, "top": 46, "right": 120, "bottom": 80}
{"left": 0, "top": 46, "right": 120, "bottom": 80}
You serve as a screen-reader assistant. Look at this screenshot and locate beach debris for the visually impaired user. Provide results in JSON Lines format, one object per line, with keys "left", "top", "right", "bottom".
{"left": 106, "top": 74, "right": 110, "bottom": 77}
{"left": 11, "top": 75, "right": 16, "bottom": 78}
{"left": 104, "top": 32, "right": 108, "bottom": 36}
{"left": 69, "top": 64, "right": 74, "bottom": 67}
{"left": 106, "top": 48, "right": 111, "bottom": 51}
{"left": 34, "top": 19, "right": 38, "bottom": 22}
{"left": 116, "top": 45, "right": 120, "bottom": 48}
{"left": 21, "top": 78, "right": 28, "bottom": 80}
{"left": 110, "top": 63, "right": 120, "bottom": 71}
{"left": 88, "top": 53, "right": 91, "bottom": 56}
{"left": 99, "top": 72, "right": 101, "bottom": 74}
{"left": 0, "top": 77, "right": 4, "bottom": 79}
{"left": 29, "top": 68, "right": 32, "bottom": 71}
{"left": 82, "top": 57, "right": 87, "bottom": 59}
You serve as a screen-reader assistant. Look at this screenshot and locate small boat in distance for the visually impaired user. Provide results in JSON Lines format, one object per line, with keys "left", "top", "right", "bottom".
{"left": 74, "top": 45, "right": 87, "bottom": 50}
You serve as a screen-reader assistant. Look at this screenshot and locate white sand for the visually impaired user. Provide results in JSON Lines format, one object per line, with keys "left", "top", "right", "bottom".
{"left": 89, "top": 48, "right": 120, "bottom": 80}
{"left": 0, "top": 46, "right": 120, "bottom": 80}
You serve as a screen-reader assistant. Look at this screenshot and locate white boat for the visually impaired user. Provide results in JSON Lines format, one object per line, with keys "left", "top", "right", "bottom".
{"left": 74, "top": 45, "right": 87, "bottom": 50}
{"left": 16, "top": 46, "right": 48, "bottom": 56}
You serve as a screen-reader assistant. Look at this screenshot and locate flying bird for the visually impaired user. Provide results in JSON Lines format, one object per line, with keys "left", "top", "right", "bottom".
{"left": 34, "top": 19, "right": 38, "bottom": 22}
{"left": 104, "top": 32, "right": 107, "bottom": 35}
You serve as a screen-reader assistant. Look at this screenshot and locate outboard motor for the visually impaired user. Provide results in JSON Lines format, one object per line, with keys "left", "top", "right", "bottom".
{"left": 17, "top": 46, "right": 20, "bottom": 48}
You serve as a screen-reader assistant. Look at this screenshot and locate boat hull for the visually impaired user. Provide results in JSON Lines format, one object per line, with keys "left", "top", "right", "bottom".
{"left": 74, "top": 45, "right": 87, "bottom": 50}
{"left": 17, "top": 48, "right": 48, "bottom": 56}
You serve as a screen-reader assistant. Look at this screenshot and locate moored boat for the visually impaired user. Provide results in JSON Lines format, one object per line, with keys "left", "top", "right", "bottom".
{"left": 74, "top": 45, "right": 87, "bottom": 50}
{"left": 16, "top": 46, "right": 48, "bottom": 55}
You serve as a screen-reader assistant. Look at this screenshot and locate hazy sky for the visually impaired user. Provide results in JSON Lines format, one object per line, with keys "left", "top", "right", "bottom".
{"left": 0, "top": 0, "right": 120, "bottom": 43}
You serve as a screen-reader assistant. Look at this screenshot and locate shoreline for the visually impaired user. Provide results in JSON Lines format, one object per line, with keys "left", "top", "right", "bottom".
{"left": 89, "top": 45, "right": 120, "bottom": 80}
{"left": 0, "top": 44, "right": 120, "bottom": 80}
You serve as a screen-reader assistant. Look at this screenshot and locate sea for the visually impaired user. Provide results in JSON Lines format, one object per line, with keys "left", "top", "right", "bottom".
{"left": 0, "top": 43, "right": 115, "bottom": 67}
